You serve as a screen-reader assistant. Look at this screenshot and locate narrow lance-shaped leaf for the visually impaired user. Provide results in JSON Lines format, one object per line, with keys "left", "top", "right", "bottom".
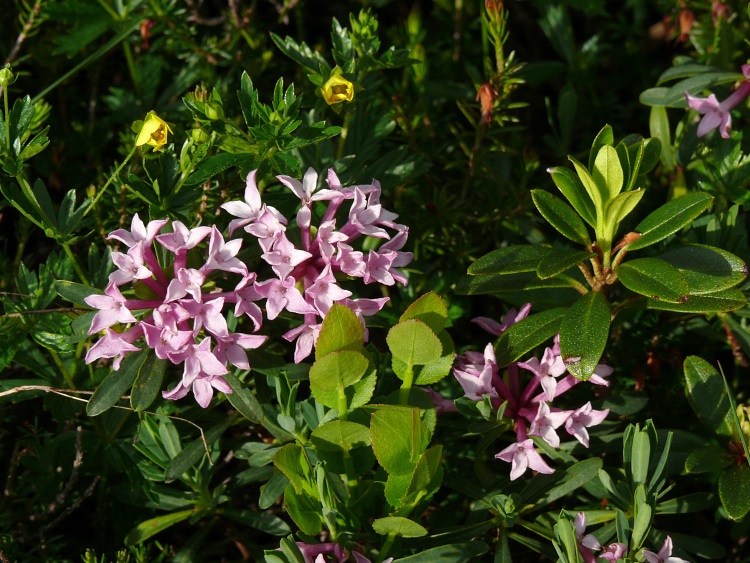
{"left": 627, "top": 192, "right": 713, "bottom": 251}
{"left": 531, "top": 189, "right": 591, "bottom": 246}
{"left": 569, "top": 156, "right": 606, "bottom": 220}
{"left": 87, "top": 349, "right": 148, "bottom": 416}
{"left": 683, "top": 356, "right": 734, "bottom": 437}
{"left": 647, "top": 288, "right": 746, "bottom": 313}
{"left": 548, "top": 166, "right": 597, "bottom": 227}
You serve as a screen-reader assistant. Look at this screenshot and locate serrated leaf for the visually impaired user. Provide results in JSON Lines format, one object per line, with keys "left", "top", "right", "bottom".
{"left": 309, "top": 350, "right": 369, "bottom": 394}
{"left": 559, "top": 292, "right": 610, "bottom": 380}
{"left": 531, "top": 190, "right": 591, "bottom": 245}
{"left": 400, "top": 292, "right": 448, "bottom": 334}
{"left": 495, "top": 308, "right": 567, "bottom": 367}
{"left": 627, "top": 192, "right": 713, "bottom": 251}
{"left": 683, "top": 356, "right": 734, "bottom": 437}
{"left": 467, "top": 245, "right": 553, "bottom": 276}
{"left": 617, "top": 258, "right": 689, "bottom": 303}
{"left": 537, "top": 249, "right": 596, "bottom": 279}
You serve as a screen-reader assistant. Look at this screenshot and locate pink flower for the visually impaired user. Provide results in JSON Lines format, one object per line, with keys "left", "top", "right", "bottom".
{"left": 156, "top": 221, "right": 212, "bottom": 254}
{"left": 495, "top": 438, "right": 554, "bottom": 480}
{"left": 85, "top": 282, "right": 137, "bottom": 334}
{"left": 221, "top": 170, "right": 264, "bottom": 234}
{"left": 472, "top": 303, "right": 532, "bottom": 336}
{"left": 600, "top": 542, "right": 627, "bottom": 562}
{"left": 574, "top": 512, "right": 601, "bottom": 563}
{"left": 518, "top": 346, "right": 567, "bottom": 401}
{"left": 685, "top": 64, "right": 750, "bottom": 139}
{"left": 528, "top": 402, "right": 571, "bottom": 448}
{"left": 109, "top": 243, "right": 154, "bottom": 286}
{"left": 107, "top": 213, "right": 167, "bottom": 248}
{"left": 565, "top": 402, "right": 610, "bottom": 448}
{"left": 642, "top": 536, "right": 689, "bottom": 563}
{"left": 454, "top": 343, "right": 499, "bottom": 401}
{"left": 202, "top": 226, "right": 248, "bottom": 276}
{"left": 256, "top": 276, "right": 317, "bottom": 320}
{"left": 85, "top": 328, "right": 141, "bottom": 370}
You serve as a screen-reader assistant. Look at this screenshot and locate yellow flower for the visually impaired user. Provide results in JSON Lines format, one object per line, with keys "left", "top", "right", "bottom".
{"left": 135, "top": 111, "right": 173, "bottom": 151}
{"left": 321, "top": 70, "right": 354, "bottom": 105}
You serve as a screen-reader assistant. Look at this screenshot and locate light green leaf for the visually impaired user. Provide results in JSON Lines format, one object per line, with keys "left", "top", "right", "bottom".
{"left": 310, "top": 420, "right": 375, "bottom": 474}
{"left": 400, "top": 291, "right": 449, "bottom": 334}
{"left": 569, "top": 155, "right": 605, "bottom": 218}
{"left": 548, "top": 166, "right": 597, "bottom": 227}
{"left": 371, "top": 406, "right": 428, "bottom": 474}
{"left": 593, "top": 145, "right": 624, "bottom": 200}
{"left": 605, "top": 189, "right": 644, "bottom": 226}
{"left": 588, "top": 124, "right": 614, "bottom": 171}
{"left": 387, "top": 319, "right": 442, "bottom": 366}
{"left": 124, "top": 509, "right": 194, "bottom": 544}
{"left": 315, "top": 304, "right": 364, "bottom": 359}
{"left": 372, "top": 516, "right": 428, "bottom": 538}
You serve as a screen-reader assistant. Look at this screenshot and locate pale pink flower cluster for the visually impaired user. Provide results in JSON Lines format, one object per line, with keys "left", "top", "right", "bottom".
{"left": 84, "top": 168, "right": 411, "bottom": 407}
{"left": 222, "top": 168, "right": 411, "bottom": 363}
{"left": 453, "top": 305, "right": 610, "bottom": 480}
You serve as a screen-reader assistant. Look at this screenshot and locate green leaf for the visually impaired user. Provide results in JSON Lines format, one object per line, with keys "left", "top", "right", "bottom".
{"left": 540, "top": 457, "right": 602, "bottom": 505}
{"left": 627, "top": 192, "right": 713, "bottom": 251}
{"left": 631, "top": 496, "right": 652, "bottom": 551}
{"left": 683, "top": 356, "right": 734, "bottom": 437}
{"left": 559, "top": 292, "right": 610, "bottom": 380}
{"left": 640, "top": 72, "right": 740, "bottom": 107}
{"left": 655, "top": 492, "right": 716, "bottom": 514}
{"left": 372, "top": 516, "right": 428, "bottom": 538}
{"left": 411, "top": 330, "right": 455, "bottom": 386}
{"left": 184, "top": 153, "right": 250, "bottom": 185}
{"left": 631, "top": 429, "right": 651, "bottom": 485}
{"left": 468, "top": 245, "right": 552, "bottom": 275}
{"left": 592, "top": 145, "right": 624, "bottom": 200}
{"left": 588, "top": 124, "right": 614, "bottom": 171}
{"left": 87, "top": 349, "right": 147, "bottom": 416}
{"left": 548, "top": 166, "right": 597, "bottom": 227}
{"left": 310, "top": 420, "right": 375, "bottom": 474}
{"left": 284, "top": 485, "right": 323, "bottom": 535}
{"left": 685, "top": 445, "right": 733, "bottom": 474}
{"left": 371, "top": 406, "right": 428, "bottom": 474}
{"left": 309, "top": 350, "right": 369, "bottom": 408}
{"left": 224, "top": 372, "right": 263, "bottom": 423}
{"left": 617, "top": 258, "right": 689, "bottom": 303}
{"left": 495, "top": 308, "right": 567, "bottom": 367}
{"left": 394, "top": 542, "right": 490, "bottom": 563}
{"left": 387, "top": 320, "right": 442, "bottom": 366}
{"left": 604, "top": 189, "right": 644, "bottom": 225}
{"left": 130, "top": 352, "right": 167, "bottom": 412}
{"left": 124, "top": 509, "right": 194, "bottom": 545}
{"left": 531, "top": 190, "right": 591, "bottom": 246}
{"left": 719, "top": 465, "right": 750, "bottom": 521}
{"left": 647, "top": 288, "right": 746, "bottom": 313}
{"left": 657, "top": 244, "right": 747, "bottom": 295}
{"left": 55, "top": 281, "right": 102, "bottom": 307}
{"left": 315, "top": 303, "right": 364, "bottom": 359}
{"left": 640, "top": 137, "right": 662, "bottom": 175}
{"left": 222, "top": 508, "right": 291, "bottom": 536}
{"left": 165, "top": 419, "right": 232, "bottom": 482}
{"left": 537, "top": 249, "right": 596, "bottom": 280}
{"left": 455, "top": 272, "right": 577, "bottom": 295}
{"left": 649, "top": 106, "right": 675, "bottom": 171}
{"left": 569, "top": 155, "right": 605, "bottom": 217}
{"left": 401, "top": 445, "right": 444, "bottom": 507}
{"left": 400, "top": 292, "right": 448, "bottom": 334}
{"left": 274, "top": 443, "right": 314, "bottom": 495}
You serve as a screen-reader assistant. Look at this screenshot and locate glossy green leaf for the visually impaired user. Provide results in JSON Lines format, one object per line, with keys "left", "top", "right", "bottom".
{"left": 468, "top": 245, "right": 552, "bottom": 275}
{"left": 164, "top": 420, "right": 232, "bottom": 482}
{"left": 719, "top": 465, "right": 750, "bottom": 521}
{"left": 124, "top": 509, "right": 193, "bottom": 544}
{"left": 184, "top": 153, "right": 250, "bottom": 185}
{"left": 455, "top": 271, "right": 578, "bottom": 295}
{"left": 315, "top": 303, "right": 364, "bottom": 359}
{"left": 284, "top": 484, "right": 323, "bottom": 535}
{"left": 55, "top": 280, "right": 103, "bottom": 307}
{"left": 310, "top": 420, "right": 375, "bottom": 474}
{"left": 588, "top": 124, "right": 614, "bottom": 171}
{"left": 87, "top": 349, "right": 147, "bottom": 416}
{"left": 372, "top": 516, "right": 428, "bottom": 538}
{"left": 657, "top": 244, "right": 747, "bottom": 294}
{"left": 394, "top": 542, "right": 489, "bottom": 562}
{"left": 387, "top": 319, "right": 442, "bottom": 366}
{"left": 605, "top": 189, "right": 644, "bottom": 226}
{"left": 593, "top": 144, "right": 623, "bottom": 199}
{"left": 400, "top": 291, "right": 448, "bottom": 334}
{"left": 627, "top": 192, "right": 713, "bottom": 251}
{"left": 559, "top": 292, "right": 610, "bottom": 380}
{"left": 617, "top": 258, "right": 689, "bottom": 303}
{"left": 685, "top": 445, "right": 733, "bottom": 474}
{"left": 683, "top": 356, "right": 734, "bottom": 437}
{"left": 548, "top": 166, "right": 597, "bottom": 227}
{"left": 401, "top": 445, "right": 443, "bottom": 507}
{"left": 224, "top": 372, "right": 263, "bottom": 423}
{"left": 540, "top": 457, "right": 602, "bottom": 505}
{"left": 647, "top": 288, "right": 746, "bottom": 313}
{"left": 569, "top": 155, "right": 605, "bottom": 216}
{"left": 640, "top": 72, "right": 740, "bottom": 107}
{"left": 531, "top": 189, "right": 591, "bottom": 245}
{"left": 273, "top": 443, "right": 314, "bottom": 495}
{"left": 130, "top": 352, "right": 167, "bottom": 412}
{"left": 495, "top": 308, "right": 567, "bottom": 367}
{"left": 537, "top": 249, "right": 596, "bottom": 279}
{"left": 648, "top": 106, "right": 675, "bottom": 171}
{"left": 639, "top": 137, "right": 662, "bottom": 175}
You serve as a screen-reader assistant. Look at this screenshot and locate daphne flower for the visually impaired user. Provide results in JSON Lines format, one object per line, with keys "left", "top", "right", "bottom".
{"left": 642, "top": 536, "right": 689, "bottom": 563}
{"left": 574, "top": 512, "right": 601, "bottom": 563}
{"left": 85, "top": 282, "right": 137, "bottom": 334}
{"left": 565, "top": 402, "right": 610, "bottom": 448}
{"left": 518, "top": 346, "right": 567, "bottom": 401}
{"left": 495, "top": 439, "right": 554, "bottom": 480}
{"left": 600, "top": 542, "right": 627, "bottom": 562}
{"left": 529, "top": 402, "right": 571, "bottom": 448}
{"left": 685, "top": 64, "right": 750, "bottom": 138}
{"left": 454, "top": 343, "right": 499, "bottom": 401}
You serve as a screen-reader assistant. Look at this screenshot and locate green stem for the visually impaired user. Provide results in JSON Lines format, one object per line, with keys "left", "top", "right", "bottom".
{"left": 50, "top": 350, "right": 75, "bottom": 389}
{"left": 122, "top": 41, "right": 141, "bottom": 99}
{"left": 399, "top": 364, "right": 414, "bottom": 405}
{"left": 94, "top": 0, "right": 121, "bottom": 20}
{"left": 63, "top": 242, "right": 89, "bottom": 285}
{"left": 337, "top": 385, "right": 348, "bottom": 420}
{"left": 342, "top": 450, "right": 358, "bottom": 494}
{"left": 378, "top": 532, "right": 398, "bottom": 563}
{"left": 335, "top": 111, "right": 352, "bottom": 161}
{"left": 85, "top": 146, "right": 137, "bottom": 216}
{"left": 3, "top": 83, "right": 9, "bottom": 151}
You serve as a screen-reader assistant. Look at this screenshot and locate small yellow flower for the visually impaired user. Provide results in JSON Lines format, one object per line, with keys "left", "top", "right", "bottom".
{"left": 135, "top": 111, "right": 173, "bottom": 151}
{"left": 321, "top": 70, "right": 354, "bottom": 105}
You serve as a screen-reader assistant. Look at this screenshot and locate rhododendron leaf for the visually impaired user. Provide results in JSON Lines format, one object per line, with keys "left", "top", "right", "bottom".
{"left": 373, "top": 516, "right": 428, "bottom": 538}
{"left": 569, "top": 155, "right": 605, "bottom": 217}
{"left": 311, "top": 420, "right": 375, "bottom": 474}
{"left": 87, "top": 349, "right": 147, "bottom": 416}
{"left": 605, "top": 189, "right": 644, "bottom": 226}
{"left": 559, "top": 292, "right": 610, "bottom": 380}
{"left": 284, "top": 484, "right": 323, "bottom": 535}
{"left": 371, "top": 406, "right": 428, "bottom": 475}
{"left": 495, "top": 307, "right": 567, "bottom": 367}
{"left": 719, "top": 466, "right": 750, "bottom": 521}
{"left": 467, "top": 245, "right": 552, "bottom": 275}
{"left": 549, "top": 166, "right": 597, "bottom": 227}
{"left": 536, "top": 249, "right": 596, "bottom": 280}
{"left": 130, "top": 352, "right": 167, "bottom": 412}
{"left": 124, "top": 509, "right": 193, "bottom": 545}
{"left": 531, "top": 189, "right": 591, "bottom": 246}
{"left": 618, "top": 258, "right": 689, "bottom": 303}
{"left": 164, "top": 419, "right": 232, "bottom": 482}
{"left": 685, "top": 446, "right": 733, "bottom": 474}
{"left": 224, "top": 372, "right": 263, "bottom": 423}
{"left": 647, "top": 288, "right": 746, "bottom": 313}
{"left": 315, "top": 303, "right": 364, "bottom": 359}
{"left": 387, "top": 319, "right": 442, "bottom": 366}
{"left": 400, "top": 291, "right": 448, "bottom": 334}
{"left": 588, "top": 124, "right": 614, "bottom": 171}
{"left": 627, "top": 192, "right": 713, "bottom": 251}
{"left": 593, "top": 144, "right": 623, "bottom": 200}
{"left": 456, "top": 271, "right": 577, "bottom": 295}
{"left": 657, "top": 244, "right": 747, "bottom": 294}
{"left": 683, "top": 356, "right": 734, "bottom": 438}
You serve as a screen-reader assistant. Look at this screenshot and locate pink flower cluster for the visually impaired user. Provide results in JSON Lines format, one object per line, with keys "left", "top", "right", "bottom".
{"left": 453, "top": 305, "right": 610, "bottom": 480}
{"left": 685, "top": 63, "right": 750, "bottom": 139}
{"left": 84, "top": 168, "right": 411, "bottom": 407}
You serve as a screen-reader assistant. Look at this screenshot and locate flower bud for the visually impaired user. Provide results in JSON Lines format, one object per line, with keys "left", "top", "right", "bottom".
{"left": 135, "top": 111, "right": 173, "bottom": 152}
{"left": 321, "top": 69, "right": 354, "bottom": 105}
{"left": 0, "top": 65, "right": 16, "bottom": 88}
